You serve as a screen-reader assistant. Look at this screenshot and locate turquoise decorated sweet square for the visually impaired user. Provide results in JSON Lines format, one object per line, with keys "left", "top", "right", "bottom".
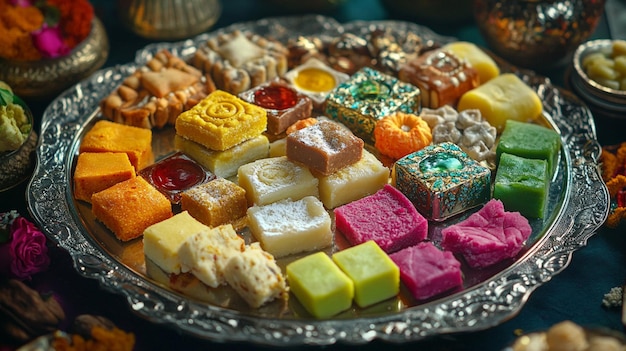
{"left": 324, "top": 67, "right": 420, "bottom": 142}
{"left": 393, "top": 142, "right": 491, "bottom": 221}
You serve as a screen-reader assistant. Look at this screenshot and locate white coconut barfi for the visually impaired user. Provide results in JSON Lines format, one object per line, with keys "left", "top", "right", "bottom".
{"left": 177, "top": 223, "right": 245, "bottom": 288}
{"left": 237, "top": 156, "right": 319, "bottom": 206}
{"left": 247, "top": 196, "right": 332, "bottom": 258}
{"left": 223, "top": 243, "right": 288, "bottom": 308}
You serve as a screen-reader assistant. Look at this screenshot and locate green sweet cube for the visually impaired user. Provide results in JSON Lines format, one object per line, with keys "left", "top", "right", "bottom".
{"left": 332, "top": 241, "right": 400, "bottom": 308}
{"left": 493, "top": 152, "right": 550, "bottom": 218}
{"left": 496, "top": 119, "right": 561, "bottom": 177}
{"left": 286, "top": 252, "right": 354, "bottom": 318}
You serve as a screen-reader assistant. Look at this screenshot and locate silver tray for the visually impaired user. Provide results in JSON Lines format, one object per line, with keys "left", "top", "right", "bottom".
{"left": 27, "top": 15, "right": 610, "bottom": 346}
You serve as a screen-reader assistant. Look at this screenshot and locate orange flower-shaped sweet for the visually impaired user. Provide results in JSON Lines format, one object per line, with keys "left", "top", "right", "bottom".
{"left": 374, "top": 112, "right": 432, "bottom": 159}
{"left": 286, "top": 117, "right": 317, "bottom": 135}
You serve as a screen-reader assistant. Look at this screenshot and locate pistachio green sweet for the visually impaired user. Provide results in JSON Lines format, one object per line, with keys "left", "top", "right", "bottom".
{"left": 496, "top": 119, "right": 561, "bottom": 177}
{"left": 332, "top": 241, "right": 400, "bottom": 308}
{"left": 286, "top": 252, "right": 354, "bottom": 318}
{"left": 493, "top": 152, "right": 549, "bottom": 218}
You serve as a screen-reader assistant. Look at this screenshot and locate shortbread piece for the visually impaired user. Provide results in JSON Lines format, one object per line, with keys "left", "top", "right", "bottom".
{"left": 92, "top": 176, "right": 172, "bottom": 242}
{"left": 73, "top": 152, "right": 135, "bottom": 203}
{"left": 192, "top": 30, "right": 289, "bottom": 95}
{"left": 237, "top": 156, "right": 319, "bottom": 206}
{"left": 175, "top": 134, "right": 269, "bottom": 179}
{"left": 286, "top": 252, "right": 354, "bottom": 318}
{"left": 247, "top": 196, "right": 332, "bottom": 258}
{"left": 100, "top": 49, "right": 215, "bottom": 129}
{"left": 332, "top": 241, "right": 400, "bottom": 308}
{"left": 181, "top": 178, "right": 248, "bottom": 228}
{"left": 177, "top": 223, "right": 245, "bottom": 287}
{"left": 286, "top": 120, "right": 364, "bottom": 176}
{"left": 317, "top": 149, "right": 389, "bottom": 209}
{"left": 80, "top": 120, "right": 154, "bottom": 171}
{"left": 223, "top": 243, "right": 288, "bottom": 308}
{"left": 175, "top": 90, "right": 267, "bottom": 151}
{"left": 143, "top": 211, "right": 209, "bottom": 274}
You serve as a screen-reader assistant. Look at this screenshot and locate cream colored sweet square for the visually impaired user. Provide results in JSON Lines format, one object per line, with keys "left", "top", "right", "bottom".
{"left": 175, "top": 134, "right": 269, "bottom": 179}
{"left": 247, "top": 196, "right": 332, "bottom": 258}
{"left": 317, "top": 149, "right": 389, "bottom": 209}
{"left": 143, "top": 211, "right": 209, "bottom": 274}
{"left": 177, "top": 224, "right": 245, "bottom": 288}
{"left": 223, "top": 243, "right": 287, "bottom": 308}
{"left": 237, "top": 156, "right": 319, "bottom": 206}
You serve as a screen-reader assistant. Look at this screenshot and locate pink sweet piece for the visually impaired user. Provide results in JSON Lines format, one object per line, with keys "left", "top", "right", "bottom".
{"left": 334, "top": 184, "right": 428, "bottom": 253}
{"left": 440, "top": 199, "right": 532, "bottom": 268}
{"left": 389, "top": 242, "right": 463, "bottom": 301}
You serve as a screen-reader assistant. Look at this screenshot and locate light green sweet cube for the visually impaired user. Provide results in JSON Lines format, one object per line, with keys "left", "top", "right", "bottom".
{"left": 286, "top": 252, "right": 354, "bottom": 318}
{"left": 494, "top": 152, "right": 550, "bottom": 218}
{"left": 332, "top": 240, "right": 400, "bottom": 308}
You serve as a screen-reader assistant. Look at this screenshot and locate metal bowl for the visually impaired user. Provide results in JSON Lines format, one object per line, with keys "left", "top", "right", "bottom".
{"left": 569, "top": 39, "right": 626, "bottom": 119}
{"left": 0, "top": 18, "right": 109, "bottom": 100}
{"left": 0, "top": 95, "right": 37, "bottom": 192}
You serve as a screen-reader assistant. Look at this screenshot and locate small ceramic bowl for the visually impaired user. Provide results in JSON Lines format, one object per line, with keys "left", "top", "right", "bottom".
{"left": 0, "top": 95, "right": 38, "bottom": 192}
{"left": 569, "top": 39, "right": 626, "bottom": 119}
{"left": 0, "top": 17, "right": 109, "bottom": 100}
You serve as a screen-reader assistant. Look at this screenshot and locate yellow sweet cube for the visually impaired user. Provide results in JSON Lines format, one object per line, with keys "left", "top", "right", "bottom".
{"left": 143, "top": 211, "right": 209, "bottom": 274}
{"left": 443, "top": 41, "right": 500, "bottom": 84}
{"left": 332, "top": 241, "right": 400, "bottom": 308}
{"left": 457, "top": 73, "right": 542, "bottom": 132}
{"left": 175, "top": 90, "right": 267, "bottom": 151}
{"left": 286, "top": 252, "right": 354, "bottom": 318}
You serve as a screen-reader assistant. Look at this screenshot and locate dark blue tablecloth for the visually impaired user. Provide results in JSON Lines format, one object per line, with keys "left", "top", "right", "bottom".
{"left": 3, "top": 0, "right": 626, "bottom": 350}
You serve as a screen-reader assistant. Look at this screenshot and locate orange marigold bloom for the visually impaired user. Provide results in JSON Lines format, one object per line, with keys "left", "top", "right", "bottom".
{"left": 374, "top": 112, "right": 432, "bottom": 160}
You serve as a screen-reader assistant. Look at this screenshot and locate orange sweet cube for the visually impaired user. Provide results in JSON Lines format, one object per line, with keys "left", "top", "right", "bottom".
{"left": 91, "top": 176, "right": 173, "bottom": 241}
{"left": 79, "top": 120, "right": 154, "bottom": 171}
{"left": 73, "top": 152, "right": 136, "bottom": 203}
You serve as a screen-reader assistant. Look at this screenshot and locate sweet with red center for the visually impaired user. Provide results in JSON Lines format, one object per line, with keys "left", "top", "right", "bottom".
{"left": 253, "top": 85, "right": 298, "bottom": 110}
{"left": 150, "top": 157, "right": 206, "bottom": 191}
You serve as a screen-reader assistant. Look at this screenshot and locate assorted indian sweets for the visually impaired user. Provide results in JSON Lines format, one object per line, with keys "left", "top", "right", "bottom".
{"left": 72, "top": 28, "right": 563, "bottom": 317}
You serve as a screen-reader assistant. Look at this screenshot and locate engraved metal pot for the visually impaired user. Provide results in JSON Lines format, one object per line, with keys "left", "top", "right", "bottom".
{"left": 117, "top": 0, "right": 221, "bottom": 40}
{"left": 0, "top": 18, "right": 109, "bottom": 100}
{"left": 473, "top": 0, "right": 606, "bottom": 70}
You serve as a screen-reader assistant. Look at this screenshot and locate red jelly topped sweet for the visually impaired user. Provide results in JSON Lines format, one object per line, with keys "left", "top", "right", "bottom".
{"left": 253, "top": 85, "right": 298, "bottom": 110}
{"left": 140, "top": 152, "right": 215, "bottom": 203}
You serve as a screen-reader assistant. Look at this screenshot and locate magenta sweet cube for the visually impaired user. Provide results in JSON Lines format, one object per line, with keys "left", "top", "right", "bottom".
{"left": 389, "top": 242, "right": 463, "bottom": 301}
{"left": 440, "top": 199, "right": 532, "bottom": 268}
{"left": 333, "top": 184, "right": 427, "bottom": 253}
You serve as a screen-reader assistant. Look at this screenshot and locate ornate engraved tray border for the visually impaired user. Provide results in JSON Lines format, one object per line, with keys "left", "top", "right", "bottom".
{"left": 27, "top": 15, "right": 610, "bottom": 346}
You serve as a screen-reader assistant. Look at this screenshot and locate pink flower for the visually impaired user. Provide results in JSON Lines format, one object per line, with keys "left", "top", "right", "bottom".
{"left": 0, "top": 216, "right": 50, "bottom": 280}
{"left": 10, "top": 0, "right": 32, "bottom": 7}
{"left": 32, "top": 25, "right": 71, "bottom": 59}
